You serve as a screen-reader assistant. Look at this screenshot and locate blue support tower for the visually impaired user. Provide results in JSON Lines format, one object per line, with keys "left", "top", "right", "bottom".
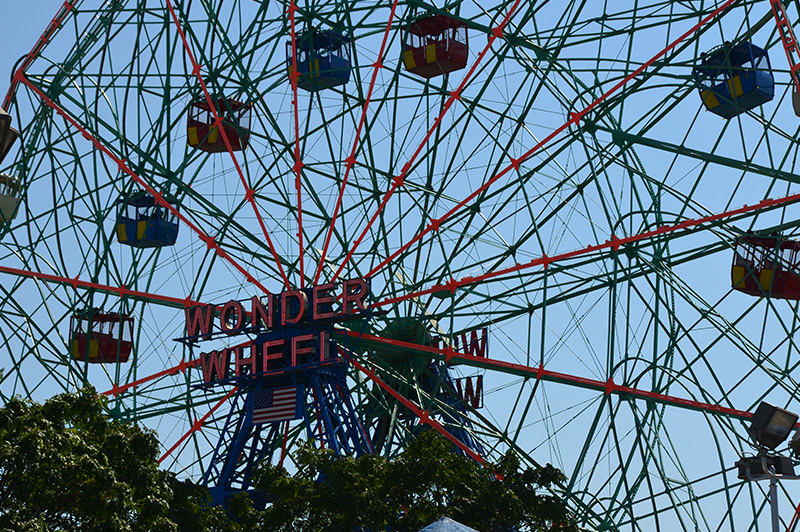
{"left": 202, "top": 358, "right": 373, "bottom": 508}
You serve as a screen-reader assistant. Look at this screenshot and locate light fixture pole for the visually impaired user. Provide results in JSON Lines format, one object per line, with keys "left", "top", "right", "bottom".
{"left": 736, "top": 402, "right": 800, "bottom": 532}
{"left": 770, "top": 465, "right": 780, "bottom": 532}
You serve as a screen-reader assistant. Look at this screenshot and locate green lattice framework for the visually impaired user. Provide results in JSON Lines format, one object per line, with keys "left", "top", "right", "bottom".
{"left": 3, "top": 0, "right": 800, "bottom": 530}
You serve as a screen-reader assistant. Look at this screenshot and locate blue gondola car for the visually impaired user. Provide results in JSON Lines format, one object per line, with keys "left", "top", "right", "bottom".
{"left": 117, "top": 192, "right": 179, "bottom": 248}
{"left": 693, "top": 41, "right": 774, "bottom": 119}
{"left": 287, "top": 30, "right": 352, "bottom": 92}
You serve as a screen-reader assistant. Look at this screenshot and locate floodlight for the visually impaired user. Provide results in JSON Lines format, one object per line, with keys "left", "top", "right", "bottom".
{"left": 736, "top": 454, "right": 796, "bottom": 480}
{"left": 0, "top": 108, "right": 19, "bottom": 166}
{"left": 789, "top": 430, "right": 800, "bottom": 457}
{"left": 748, "top": 402, "right": 799, "bottom": 450}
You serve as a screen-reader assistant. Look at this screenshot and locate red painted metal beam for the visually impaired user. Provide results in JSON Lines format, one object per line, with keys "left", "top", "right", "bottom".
{"left": 2, "top": 1, "right": 75, "bottom": 110}
{"left": 314, "top": 0, "right": 401, "bottom": 286}
{"left": 349, "top": 358, "right": 486, "bottom": 463}
{"left": 102, "top": 358, "right": 200, "bottom": 398}
{"left": 0, "top": 263, "right": 196, "bottom": 308}
{"left": 788, "top": 502, "right": 800, "bottom": 532}
{"left": 338, "top": 330, "right": 755, "bottom": 422}
{"left": 364, "top": 0, "right": 740, "bottom": 282}
{"left": 769, "top": 0, "right": 800, "bottom": 94}
{"left": 158, "top": 387, "right": 238, "bottom": 464}
{"left": 375, "top": 191, "right": 800, "bottom": 309}
{"left": 287, "top": 0, "right": 305, "bottom": 288}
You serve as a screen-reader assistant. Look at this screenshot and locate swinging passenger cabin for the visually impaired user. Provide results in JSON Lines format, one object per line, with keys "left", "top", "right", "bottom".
{"left": 0, "top": 107, "right": 19, "bottom": 166}
{"left": 403, "top": 14, "right": 468, "bottom": 78}
{"left": 0, "top": 108, "right": 22, "bottom": 223}
{"left": 70, "top": 310, "right": 134, "bottom": 363}
{"left": 0, "top": 173, "right": 21, "bottom": 223}
{"left": 693, "top": 41, "right": 774, "bottom": 119}
{"left": 116, "top": 192, "right": 179, "bottom": 248}
{"left": 732, "top": 235, "right": 800, "bottom": 299}
{"left": 187, "top": 98, "right": 252, "bottom": 153}
{"left": 287, "top": 30, "right": 352, "bottom": 92}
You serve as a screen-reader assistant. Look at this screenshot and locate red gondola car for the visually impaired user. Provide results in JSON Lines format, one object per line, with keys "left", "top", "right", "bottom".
{"left": 403, "top": 15, "right": 468, "bottom": 79}
{"left": 731, "top": 235, "right": 800, "bottom": 299}
{"left": 187, "top": 98, "right": 252, "bottom": 153}
{"left": 70, "top": 310, "right": 134, "bottom": 363}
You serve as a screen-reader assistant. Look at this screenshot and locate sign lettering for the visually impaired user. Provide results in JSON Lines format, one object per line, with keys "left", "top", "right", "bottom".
{"left": 183, "top": 278, "right": 369, "bottom": 386}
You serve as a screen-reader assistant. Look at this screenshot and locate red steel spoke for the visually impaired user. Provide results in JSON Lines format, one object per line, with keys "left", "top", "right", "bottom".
{"left": 330, "top": 0, "right": 526, "bottom": 283}
{"left": 2, "top": 1, "right": 75, "bottom": 110}
{"left": 339, "top": 330, "right": 755, "bottom": 423}
{"left": 376, "top": 191, "right": 800, "bottom": 308}
{"left": 769, "top": 0, "right": 800, "bottom": 94}
{"left": 349, "top": 358, "right": 486, "bottom": 463}
{"left": 362, "top": 0, "right": 739, "bottom": 282}
{"left": 287, "top": 0, "right": 305, "bottom": 288}
{"left": 164, "top": 0, "right": 289, "bottom": 289}
{"left": 158, "top": 386, "right": 238, "bottom": 464}
{"left": 17, "top": 74, "right": 273, "bottom": 296}
{"left": 103, "top": 333, "right": 264, "bottom": 397}
{"left": 102, "top": 358, "right": 200, "bottom": 397}
{"left": 313, "top": 0, "right": 400, "bottom": 285}
{"left": 0, "top": 264, "right": 196, "bottom": 308}
{"left": 788, "top": 502, "right": 800, "bottom": 532}
{"left": 279, "top": 420, "right": 290, "bottom": 468}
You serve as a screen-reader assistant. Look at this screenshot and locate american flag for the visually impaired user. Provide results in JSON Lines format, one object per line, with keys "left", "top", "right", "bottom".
{"left": 252, "top": 386, "right": 301, "bottom": 425}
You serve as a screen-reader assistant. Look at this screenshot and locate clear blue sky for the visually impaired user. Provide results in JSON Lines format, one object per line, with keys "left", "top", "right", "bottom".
{"left": 1, "top": 3, "right": 57, "bottom": 105}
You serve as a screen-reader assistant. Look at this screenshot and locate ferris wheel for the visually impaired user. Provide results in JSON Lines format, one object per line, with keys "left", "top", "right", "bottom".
{"left": 5, "top": 0, "right": 800, "bottom": 529}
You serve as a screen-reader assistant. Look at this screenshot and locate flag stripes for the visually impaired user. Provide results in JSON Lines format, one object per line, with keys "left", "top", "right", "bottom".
{"left": 252, "top": 386, "right": 300, "bottom": 424}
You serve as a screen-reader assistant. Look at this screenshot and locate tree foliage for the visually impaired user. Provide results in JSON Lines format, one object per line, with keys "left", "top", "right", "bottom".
{"left": 0, "top": 389, "right": 233, "bottom": 532}
{"left": 0, "top": 390, "right": 575, "bottom": 532}
{"left": 246, "top": 429, "right": 577, "bottom": 532}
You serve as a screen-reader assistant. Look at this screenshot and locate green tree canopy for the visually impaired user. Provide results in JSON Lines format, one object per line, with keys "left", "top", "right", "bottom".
{"left": 0, "top": 389, "right": 233, "bottom": 532}
{"left": 247, "top": 429, "right": 576, "bottom": 532}
{"left": 0, "top": 389, "right": 575, "bottom": 532}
